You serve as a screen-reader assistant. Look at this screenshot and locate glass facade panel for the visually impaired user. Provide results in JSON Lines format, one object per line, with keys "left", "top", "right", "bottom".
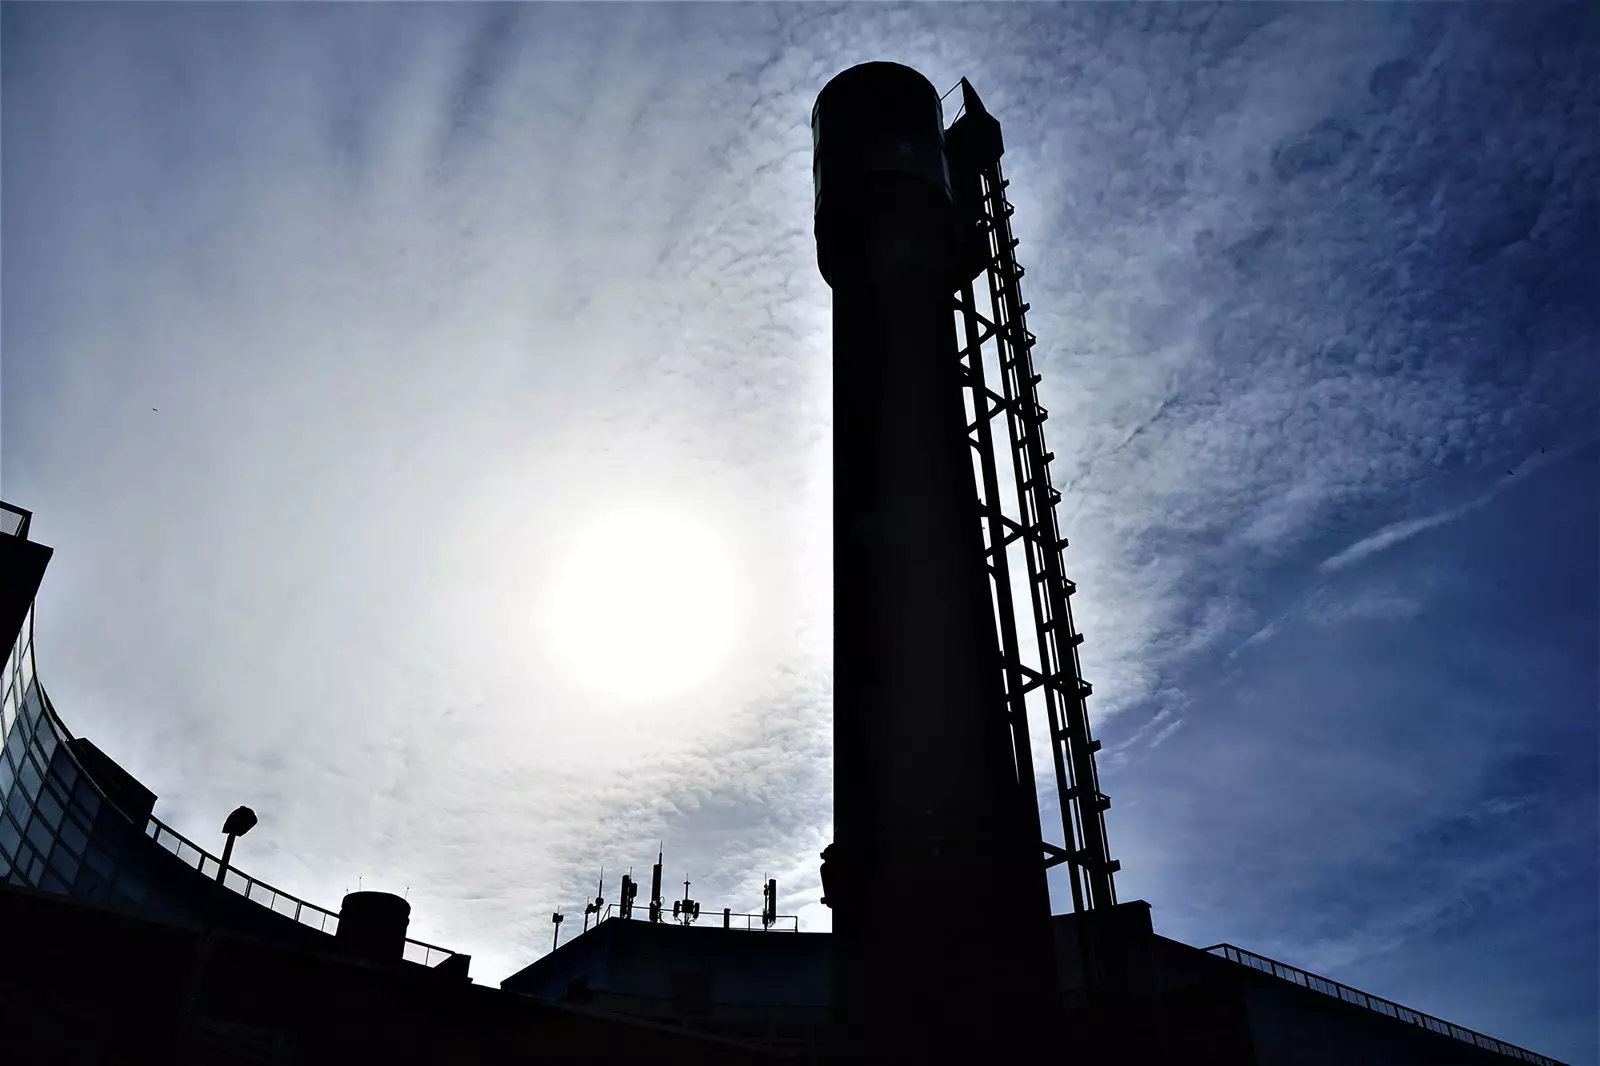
{"left": 6, "top": 785, "right": 29, "bottom": 826}
{"left": 58, "top": 813, "right": 88, "bottom": 856}
{"left": 20, "top": 683, "right": 41, "bottom": 730}
{"left": 43, "top": 773, "right": 69, "bottom": 811}
{"left": 26, "top": 811, "right": 53, "bottom": 854}
{"left": 21, "top": 843, "right": 44, "bottom": 883}
{"left": 114, "top": 871, "right": 147, "bottom": 904}
{"left": 4, "top": 724, "right": 25, "bottom": 767}
{"left": 35, "top": 785, "right": 64, "bottom": 831}
{"left": 73, "top": 780, "right": 100, "bottom": 820}
{"left": 40, "top": 868, "right": 69, "bottom": 895}
{"left": 17, "top": 752, "right": 42, "bottom": 800}
{"left": 84, "top": 843, "right": 115, "bottom": 878}
{"left": 73, "top": 868, "right": 112, "bottom": 904}
{"left": 49, "top": 750, "right": 78, "bottom": 793}
{"left": 0, "top": 751, "right": 13, "bottom": 796}
{"left": 35, "top": 717, "right": 58, "bottom": 763}
{"left": 48, "top": 842, "right": 79, "bottom": 882}
{"left": 0, "top": 811, "right": 20, "bottom": 858}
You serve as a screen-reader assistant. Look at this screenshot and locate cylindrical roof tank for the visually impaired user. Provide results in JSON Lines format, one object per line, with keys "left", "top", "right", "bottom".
{"left": 336, "top": 891, "right": 410, "bottom": 963}
{"left": 812, "top": 62, "right": 954, "bottom": 288}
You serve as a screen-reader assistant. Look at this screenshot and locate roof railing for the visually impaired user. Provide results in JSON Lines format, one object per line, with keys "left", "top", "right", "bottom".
{"left": 21, "top": 590, "right": 464, "bottom": 973}
{"left": 1201, "top": 943, "right": 1564, "bottom": 1066}
{"left": 145, "top": 815, "right": 462, "bottom": 969}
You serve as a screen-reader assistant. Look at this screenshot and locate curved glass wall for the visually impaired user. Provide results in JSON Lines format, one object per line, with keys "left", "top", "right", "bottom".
{"left": 1, "top": 607, "right": 151, "bottom": 907}
{"left": 0, "top": 607, "right": 459, "bottom": 968}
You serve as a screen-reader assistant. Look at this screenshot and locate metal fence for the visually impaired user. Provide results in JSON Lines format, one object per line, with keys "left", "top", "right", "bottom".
{"left": 145, "top": 816, "right": 460, "bottom": 968}
{"left": 1202, "top": 944, "right": 1563, "bottom": 1066}
{"left": 591, "top": 903, "right": 800, "bottom": 933}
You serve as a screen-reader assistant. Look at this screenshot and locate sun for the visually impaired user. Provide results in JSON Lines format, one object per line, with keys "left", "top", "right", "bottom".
{"left": 541, "top": 505, "right": 743, "bottom": 700}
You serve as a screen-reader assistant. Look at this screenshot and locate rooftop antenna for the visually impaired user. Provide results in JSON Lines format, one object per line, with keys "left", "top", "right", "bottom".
{"left": 620, "top": 866, "right": 638, "bottom": 919}
{"left": 649, "top": 845, "right": 664, "bottom": 924}
{"left": 551, "top": 909, "right": 564, "bottom": 952}
{"left": 583, "top": 867, "right": 606, "bottom": 932}
{"left": 762, "top": 876, "right": 778, "bottom": 931}
{"left": 673, "top": 877, "right": 700, "bottom": 926}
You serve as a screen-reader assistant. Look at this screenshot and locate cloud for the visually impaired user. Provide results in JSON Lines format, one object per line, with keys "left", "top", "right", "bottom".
{"left": 1320, "top": 508, "right": 1472, "bottom": 573}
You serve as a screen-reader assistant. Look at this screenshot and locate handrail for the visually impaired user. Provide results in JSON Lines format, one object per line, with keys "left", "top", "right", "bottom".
{"left": 588, "top": 902, "right": 800, "bottom": 933}
{"left": 145, "top": 815, "right": 462, "bottom": 969}
{"left": 1201, "top": 944, "right": 1564, "bottom": 1066}
{"left": 23, "top": 616, "right": 464, "bottom": 972}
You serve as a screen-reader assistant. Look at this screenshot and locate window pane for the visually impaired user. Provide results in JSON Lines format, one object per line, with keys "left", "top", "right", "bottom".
{"left": 48, "top": 843, "right": 79, "bottom": 882}
{"left": 49, "top": 752, "right": 77, "bottom": 793}
{"left": 22, "top": 844, "right": 44, "bottom": 884}
{"left": 20, "top": 684, "right": 41, "bottom": 729}
{"left": 0, "top": 812, "right": 20, "bottom": 858}
{"left": 4, "top": 725, "right": 24, "bottom": 767}
{"left": 17, "top": 753, "right": 41, "bottom": 800}
{"left": 35, "top": 720, "right": 57, "bottom": 763}
{"left": 114, "top": 871, "right": 146, "bottom": 904}
{"left": 35, "top": 786, "right": 63, "bottom": 831}
{"left": 72, "top": 868, "right": 112, "bottom": 904}
{"left": 26, "top": 812, "right": 54, "bottom": 854}
{"left": 73, "top": 780, "right": 100, "bottom": 820}
{"left": 57, "top": 814, "right": 88, "bottom": 857}
{"left": 5, "top": 786, "right": 29, "bottom": 826}
{"left": 40, "top": 868, "right": 69, "bottom": 895}
{"left": 0, "top": 752, "right": 13, "bottom": 796}
{"left": 84, "top": 843, "right": 114, "bottom": 878}
{"left": 44, "top": 774, "right": 69, "bottom": 811}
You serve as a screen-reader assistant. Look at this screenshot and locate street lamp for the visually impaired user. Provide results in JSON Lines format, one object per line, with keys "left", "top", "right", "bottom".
{"left": 217, "top": 805, "right": 257, "bottom": 884}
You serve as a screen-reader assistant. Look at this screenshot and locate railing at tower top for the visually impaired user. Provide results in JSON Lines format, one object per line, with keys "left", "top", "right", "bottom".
{"left": 1203, "top": 944, "right": 1566, "bottom": 1066}
{"left": 947, "top": 86, "right": 1119, "bottom": 916}
{"left": 143, "top": 816, "right": 461, "bottom": 968}
{"left": 587, "top": 902, "right": 800, "bottom": 933}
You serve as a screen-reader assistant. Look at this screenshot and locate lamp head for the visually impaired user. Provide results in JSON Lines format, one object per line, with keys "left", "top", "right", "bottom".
{"left": 222, "top": 806, "right": 258, "bottom": 837}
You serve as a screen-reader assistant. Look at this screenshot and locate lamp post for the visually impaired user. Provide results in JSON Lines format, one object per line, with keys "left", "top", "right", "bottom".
{"left": 179, "top": 804, "right": 260, "bottom": 1056}
{"left": 217, "top": 805, "right": 257, "bottom": 884}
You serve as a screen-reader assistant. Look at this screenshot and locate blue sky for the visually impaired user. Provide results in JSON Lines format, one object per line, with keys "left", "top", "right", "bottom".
{"left": 3, "top": 4, "right": 1595, "bottom": 1062}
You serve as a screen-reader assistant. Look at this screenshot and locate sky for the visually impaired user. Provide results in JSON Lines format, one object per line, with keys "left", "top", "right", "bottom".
{"left": 3, "top": 3, "right": 1596, "bottom": 1061}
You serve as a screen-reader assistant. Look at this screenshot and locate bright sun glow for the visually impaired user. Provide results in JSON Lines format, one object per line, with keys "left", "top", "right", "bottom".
{"left": 542, "top": 506, "right": 743, "bottom": 700}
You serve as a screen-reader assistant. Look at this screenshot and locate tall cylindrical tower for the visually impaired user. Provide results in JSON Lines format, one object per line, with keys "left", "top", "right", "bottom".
{"left": 814, "top": 63, "right": 1058, "bottom": 1061}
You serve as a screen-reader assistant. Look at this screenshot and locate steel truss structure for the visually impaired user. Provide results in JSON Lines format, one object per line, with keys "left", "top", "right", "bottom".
{"left": 947, "top": 82, "right": 1120, "bottom": 916}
